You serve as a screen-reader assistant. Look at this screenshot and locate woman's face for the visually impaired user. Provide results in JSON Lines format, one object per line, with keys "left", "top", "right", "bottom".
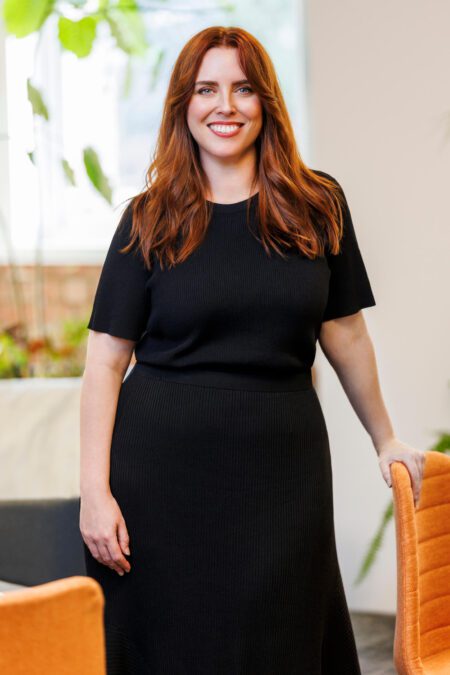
{"left": 187, "top": 47, "right": 263, "bottom": 162}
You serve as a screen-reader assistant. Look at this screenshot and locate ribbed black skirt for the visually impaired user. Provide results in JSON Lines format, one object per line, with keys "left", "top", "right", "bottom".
{"left": 83, "top": 363, "right": 361, "bottom": 675}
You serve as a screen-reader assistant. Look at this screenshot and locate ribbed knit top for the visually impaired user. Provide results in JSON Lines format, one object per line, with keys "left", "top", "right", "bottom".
{"left": 87, "top": 170, "right": 376, "bottom": 391}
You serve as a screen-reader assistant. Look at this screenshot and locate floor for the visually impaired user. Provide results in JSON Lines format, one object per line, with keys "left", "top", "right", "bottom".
{"left": 351, "top": 611, "right": 397, "bottom": 674}
{"left": 0, "top": 580, "right": 397, "bottom": 673}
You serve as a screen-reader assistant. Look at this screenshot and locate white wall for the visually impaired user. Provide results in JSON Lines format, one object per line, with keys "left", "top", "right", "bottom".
{"left": 306, "top": 0, "right": 450, "bottom": 613}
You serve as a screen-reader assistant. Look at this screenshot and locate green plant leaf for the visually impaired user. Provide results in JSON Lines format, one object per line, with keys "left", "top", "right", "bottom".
{"left": 355, "top": 433, "right": 449, "bottom": 584}
{"left": 58, "top": 16, "right": 98, "bottom": 58}
{"left": 431, "top": 432, "right": 450, "bottom": 454}
{"left": 0, "top": 333, "right": 29, "bottom": 378}
{"left": 2, "top": 0, "right": 55, "bottom": 38}
{"left": 27, "top": 150, "right": 35, "bottom": 165}
{"left": 61, "top": 158, "right": 76, "bottom": 185}
{"left": 61, "top": 317, "right": 90, "bottom": 346}
{"left": 353, "top": 499, "right": 394, "bottom": 586}
{"left": 106, "top": 0, "right": 148, "bottom": 57}
{"left": 27, "top": 79, "right": 49, "bottom": 120}
{"left": 217, "top": 0, "right": 237, "bottom": 12}
{"left": 83, "top": 146, "right": 113, "bottom": 204}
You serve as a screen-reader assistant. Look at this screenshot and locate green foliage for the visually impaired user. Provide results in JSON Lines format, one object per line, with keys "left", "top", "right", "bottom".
{"left": 353, "top": 500, "right": 394, "bottom": 586}
{"left": 58, "top": 15, "right": 98, "bottom": 58}
{"left": 3, "top": 0, "right": 149, "bottom": 58}
{"left": 432, "top": 432, "right": 450, "bottom": 454}
{"left": 2, "top": 0, "right": 55, "bottom": 38}
{"left": 61, "top": 158, "right": 76, "bottom": 185}
{"left": 83, "top": 146, "right": 113, "bottom": 204}
{"left": 106, "top": 0, "right": 148, "bottom": 57}
{"left": 27, "top": 79, "right": 49, "bottom": 120}
{"left": 61, "top": 317, "right": 90, "bottom": 348}
{"left": 354, "top": 434, "right": 450, "bottom": 586}
{"left": 3, "top": 0, "right": 152, "bottom": 204}
{"left": 0, "top": 317, "right": 90, "bottom": 378}
{"left": 0, "top": 333, "right": 29, "bottom": 378}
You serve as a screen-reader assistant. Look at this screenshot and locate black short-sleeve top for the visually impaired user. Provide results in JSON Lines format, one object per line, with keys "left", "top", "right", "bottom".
{"left": 87, "top": 169, "right": 376, "bottom": 389}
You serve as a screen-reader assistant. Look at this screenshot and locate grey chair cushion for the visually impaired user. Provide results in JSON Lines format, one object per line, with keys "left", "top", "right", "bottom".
{"left": 0, "top": 497, "right": 86, "bottom": 586}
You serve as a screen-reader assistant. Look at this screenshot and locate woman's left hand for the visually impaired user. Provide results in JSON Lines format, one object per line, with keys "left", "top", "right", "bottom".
{"left": 376, "top": 436, "right": 426, "bottom": 508}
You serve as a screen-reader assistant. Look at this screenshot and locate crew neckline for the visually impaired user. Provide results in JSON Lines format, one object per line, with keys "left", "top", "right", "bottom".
{"left": 206, "top": 191, "right": 259, "bottom": 214}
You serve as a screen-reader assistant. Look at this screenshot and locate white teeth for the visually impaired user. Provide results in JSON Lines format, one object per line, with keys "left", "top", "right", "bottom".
{"left": 209, "top": 124, "right": 241, "bottom": 133}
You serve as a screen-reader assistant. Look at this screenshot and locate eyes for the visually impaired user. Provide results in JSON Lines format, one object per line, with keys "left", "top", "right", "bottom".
{"left": 196, "top": 86, "right": 253, "bottom": 96}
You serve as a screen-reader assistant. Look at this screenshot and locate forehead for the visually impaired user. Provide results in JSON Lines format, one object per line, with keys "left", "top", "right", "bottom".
{"left": 195, "top": 47, "right": 246, "bottom": 81}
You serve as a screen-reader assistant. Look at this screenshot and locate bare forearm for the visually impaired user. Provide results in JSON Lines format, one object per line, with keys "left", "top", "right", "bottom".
{"left": 330, "top": 333, "right": 395, "bottom": 454}
{"left": 80, "top": 363, "right": 124, "bottom": 497}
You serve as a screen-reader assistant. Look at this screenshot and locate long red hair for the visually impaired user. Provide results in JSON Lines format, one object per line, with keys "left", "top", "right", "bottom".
{"left": 121, "top": 26, "right": 346, "bottom": 270}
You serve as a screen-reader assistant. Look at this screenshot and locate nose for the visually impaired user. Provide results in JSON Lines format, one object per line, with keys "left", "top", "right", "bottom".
{"left": 215, "top": 89, "right": 237, "bottom": 115}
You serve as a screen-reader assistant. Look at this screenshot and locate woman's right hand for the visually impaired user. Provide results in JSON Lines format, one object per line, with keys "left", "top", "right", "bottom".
{"left": 80, "top": 490, "right": 131, "bottom": 576}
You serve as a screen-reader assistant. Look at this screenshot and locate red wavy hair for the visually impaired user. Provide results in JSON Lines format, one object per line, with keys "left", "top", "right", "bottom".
{"left": 120, "top": 26, "right": 346, "bottom": 270}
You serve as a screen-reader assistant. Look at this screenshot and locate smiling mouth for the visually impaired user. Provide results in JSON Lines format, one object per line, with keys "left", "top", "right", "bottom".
{"left": 207, "top": 123, "right": 245, "bottom": 137}
{"left": 207, "top": 122, "right": 245, "bottom": 126}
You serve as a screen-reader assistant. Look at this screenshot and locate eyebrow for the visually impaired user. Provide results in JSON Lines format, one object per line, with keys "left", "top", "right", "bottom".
{"left": 194, "top": 79, "right": 251, "bottom": 86}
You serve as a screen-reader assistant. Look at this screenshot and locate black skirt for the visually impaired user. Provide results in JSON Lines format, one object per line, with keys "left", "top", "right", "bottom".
{"left": 83, "top": 363, "right": 361, "bottom": 675}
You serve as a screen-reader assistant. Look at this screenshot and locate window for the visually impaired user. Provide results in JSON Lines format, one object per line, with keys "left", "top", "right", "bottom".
{"left": 1, "top": 0, "right": 308, "bottom": 263}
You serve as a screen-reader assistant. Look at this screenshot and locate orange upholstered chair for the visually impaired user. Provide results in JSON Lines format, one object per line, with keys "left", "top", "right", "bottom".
{"left": 0, "top": 575, "right": 106, "bottom": 674}
{"left": 393, "top": 450, "right": 450, "bottom": 674}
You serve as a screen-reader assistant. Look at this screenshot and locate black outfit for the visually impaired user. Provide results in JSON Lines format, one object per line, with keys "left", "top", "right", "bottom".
{"left": 83, "top": 169, "right": 376, "bottom": 674}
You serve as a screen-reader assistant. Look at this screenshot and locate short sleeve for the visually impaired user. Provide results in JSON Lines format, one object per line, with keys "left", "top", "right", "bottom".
{"left": 315, "top": 170, "right": 376, "bottom": 321}
{"left": 87, "top": 200, "right": 151, "bottom": 340}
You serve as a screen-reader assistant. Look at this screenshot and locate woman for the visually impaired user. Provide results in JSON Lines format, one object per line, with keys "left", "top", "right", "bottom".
{"left": 80, "top": 26, "right": 425, "bottom": 674}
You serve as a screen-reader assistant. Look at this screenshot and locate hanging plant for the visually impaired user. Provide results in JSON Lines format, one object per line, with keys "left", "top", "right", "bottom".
{"left": 2, "top": 0, "right": 150, "bottom": 202}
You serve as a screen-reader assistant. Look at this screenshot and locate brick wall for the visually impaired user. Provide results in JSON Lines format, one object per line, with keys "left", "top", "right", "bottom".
{"left": 0, "top": 264, "right": 101, "bottom": 338}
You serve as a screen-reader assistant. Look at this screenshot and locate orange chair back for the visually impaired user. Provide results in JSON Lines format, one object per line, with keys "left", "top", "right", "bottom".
{"left": 0, "top": 575, "right": 106, "bottom": 674}
{"left": 393, "top": 450, "right": 450, "bottom": 674}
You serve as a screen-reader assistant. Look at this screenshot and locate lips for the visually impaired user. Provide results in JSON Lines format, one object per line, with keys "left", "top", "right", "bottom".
{"left": 207, "top": 122, "right": 245, "bottom": 127}
{"left": 207, "top": 122, "right": 246, "bottom": 138}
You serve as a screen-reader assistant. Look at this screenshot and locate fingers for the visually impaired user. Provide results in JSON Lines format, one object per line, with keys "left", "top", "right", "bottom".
{"left": 102, "top": 539, "right": 131, "bottom": 576}
{"left": 84, "top": 531, "right": 131, "bottom": 575}
{"left": 379, "top": 458, "right": 393, "bottom": 487}
{"left": 97, "top": 542, "right": 124, "bottom": 575}
{"left": 106, "top": 535, "right": 131, "bottom": 575}
{"left": 80, "top": 496, "right": 132, "bottom": 576}
{"left": 410, "top": 464, "right": 421, "bottom": 507}
{"left": 413, "top": 453, "right": 425, "bottom": 507}
{"left": 380, "top": 456, "right": 424, "bottom": 508}
{"left": 403, "top": 454, "right": 424, "bottom": 507}
{"left": 117, "top": 518, "right": 131, "bottom": 557}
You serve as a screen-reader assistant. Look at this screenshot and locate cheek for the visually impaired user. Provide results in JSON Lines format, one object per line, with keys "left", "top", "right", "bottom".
{"left": 244, "top": 100, "right": 262, "bottom": 123}
{"left": 187, "top": 98, "right": 210, "bottom": 123}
